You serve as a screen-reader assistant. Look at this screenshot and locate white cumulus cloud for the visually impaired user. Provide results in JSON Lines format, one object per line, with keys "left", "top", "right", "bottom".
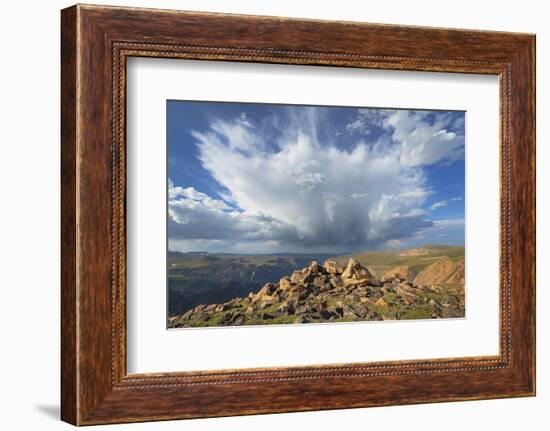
{"left": 168, "top": 107, "right": 464, "bottom": 253}
{"left": 383, "top": 110, "right": 464, "bottom": 167}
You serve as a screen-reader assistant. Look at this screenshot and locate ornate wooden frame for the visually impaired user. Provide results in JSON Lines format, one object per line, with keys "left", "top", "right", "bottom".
{"left": 61, "top": 4, "right": 536, "bottom": 425}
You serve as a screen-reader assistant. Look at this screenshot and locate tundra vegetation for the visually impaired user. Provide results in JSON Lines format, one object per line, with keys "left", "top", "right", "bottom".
{"left": 168, "top": 245, "right": 465, "bottom": 328}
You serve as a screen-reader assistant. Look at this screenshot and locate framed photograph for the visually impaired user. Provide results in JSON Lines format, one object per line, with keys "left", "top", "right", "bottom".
{"left": 61, "top": 4, "right": 536, "bottom": 425}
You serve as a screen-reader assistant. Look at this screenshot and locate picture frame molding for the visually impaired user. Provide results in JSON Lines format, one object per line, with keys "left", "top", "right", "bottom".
{"left": 61, "top": 4, "right": 535, "bottom": 425}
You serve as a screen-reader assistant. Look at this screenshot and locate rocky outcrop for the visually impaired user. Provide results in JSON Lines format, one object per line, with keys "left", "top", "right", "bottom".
{"left": 169, "top": 257, "right": 465, "bottom": 328}
{"left": 341, "top": 258, "right": 373, "bottom": 281}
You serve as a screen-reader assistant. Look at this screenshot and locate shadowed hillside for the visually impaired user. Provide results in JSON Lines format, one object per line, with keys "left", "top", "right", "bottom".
{"left": 168, "top": 253, "right": 339, "bottom": 316}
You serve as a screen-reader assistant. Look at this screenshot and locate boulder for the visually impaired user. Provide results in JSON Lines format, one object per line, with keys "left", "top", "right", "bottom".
{"left": 349, "top": 293, "right": 361, "bottom": 304}
{"left": 312, "top": 275, "right": 329, "bottom": 288}
{"left": 308, "top": 261, "right": 322, "bottom": 274}
{"left": 349, "top": 304, "right": 369, "bottom": 318}
{"left": 429, "top": 299, "right": 443, "bottom": 311}
{"left": 214, "top": 303, "right": 230, "bottom": 312}
{"left": 259, "top": 300, "right": 275, "bottom": 310}
{"left": 396, "top": 285, "right": 419, "bottom": 305}
{"left": 320, "top": 309, "right": 333, "bottom": 319}
{"left": 230, "top": 313, "right": 245, "bottom": 325}
{"left": 309, "top": 285, "right": 321, "bottom": 295}
{"left": 382, "top": 283, "right": 395, "bottom": 294}
{"left": 367, "top": 277, "right": 383, "bottom": 287}
{"left": 257, "top": 282, "right": 277, "bottom": 297}
{"left": 181, "top": 309, "right": 195, "bottom": 319}
{"left": 320, "top": 283, "right": 333, "bottom": 292}
{"left": 330, "top": 277, "right": 344, "bottom": 289}
{"left": 333, "top": 306, "right": 344, "bottom": 317}
{"left": 279, "top": 276, "right": 293, "bottom": 290}
{"left": 343, "top": 305, "right": 358, "bottom": 319}
{"left": 277, "top": 300, "right": 296, "bottom": 315}
{"left": 307, "top": 312, "right": 323, "bottom": 320}
{"left": 323, "top": 260, "right": 340, "bottom": 274}
{"left": 355, "top": 285, "right": 367, "bottom": 294}
{"left": 294, "top": 315, "right": 312, "bottom": 324}
{"left": 290, "top": 269, "right": 305, "bottom": 283}
{"left": 368, "top": 287, "right": 384, "bottom": 299}
{"left": 295, "top": 304, "right": 309, "bottom": 315}
{"left": 341, "top": 258, "right": 373, "bottom": 281}
{"left": 220, "top": 313, "right": 233, "bottom": 324}
{"left": 289, "top": 283, "right": 311, "bottom": 300}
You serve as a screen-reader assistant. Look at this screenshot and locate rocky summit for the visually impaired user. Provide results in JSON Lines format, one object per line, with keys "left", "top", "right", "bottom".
{"left": 169, "top": 257, "right": 465, "bottom": 328}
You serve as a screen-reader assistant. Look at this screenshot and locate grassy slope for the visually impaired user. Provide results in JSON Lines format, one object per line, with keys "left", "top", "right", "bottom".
{"left": 331, "top": 245, "right": 465, "bottom": 278}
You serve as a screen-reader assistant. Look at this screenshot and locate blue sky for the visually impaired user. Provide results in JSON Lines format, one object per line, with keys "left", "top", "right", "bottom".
{"left": 167, "top": 101, "right": 465, "bottom": 254}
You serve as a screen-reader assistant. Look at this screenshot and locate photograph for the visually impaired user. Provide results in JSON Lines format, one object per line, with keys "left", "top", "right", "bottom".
{"left": 166, "top": 101, "right": 466, "bottom": 328}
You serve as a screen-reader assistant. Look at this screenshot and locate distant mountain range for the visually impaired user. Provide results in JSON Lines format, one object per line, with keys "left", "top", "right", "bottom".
{"left": 168, "top": 250, "right": 345, "bottom": 258}
{"left": 167, "top": 245, "right": 465, "bottom": 320}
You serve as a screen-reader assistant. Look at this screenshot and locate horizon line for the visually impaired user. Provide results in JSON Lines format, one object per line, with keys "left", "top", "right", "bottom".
{"left": 168, "top": 243, "right": 465, "bottom": 256}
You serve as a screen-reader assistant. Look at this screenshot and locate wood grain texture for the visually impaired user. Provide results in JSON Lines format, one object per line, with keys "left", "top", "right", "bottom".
{"left": 60, "top": 4, "right": 536, "bottom": 425}
{"left": 60, "top": 6, "right": 78, "bottom": 425}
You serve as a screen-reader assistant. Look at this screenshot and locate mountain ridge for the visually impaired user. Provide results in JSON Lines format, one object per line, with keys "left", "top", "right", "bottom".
{"left": 169, "top": 253, "right": 465, "bottom": 328}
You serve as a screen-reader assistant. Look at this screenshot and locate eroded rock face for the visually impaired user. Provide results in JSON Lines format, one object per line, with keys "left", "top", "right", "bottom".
{"left": 413, "top": 258, "right": 465, "bottom": 286}
{"left": 169, "top": 257, "right": 465, "bottom": 328}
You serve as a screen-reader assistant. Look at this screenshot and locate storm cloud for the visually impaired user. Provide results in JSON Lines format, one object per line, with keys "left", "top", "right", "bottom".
{"left": 168, "top": 107, "right": 464, "bottom": 253}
